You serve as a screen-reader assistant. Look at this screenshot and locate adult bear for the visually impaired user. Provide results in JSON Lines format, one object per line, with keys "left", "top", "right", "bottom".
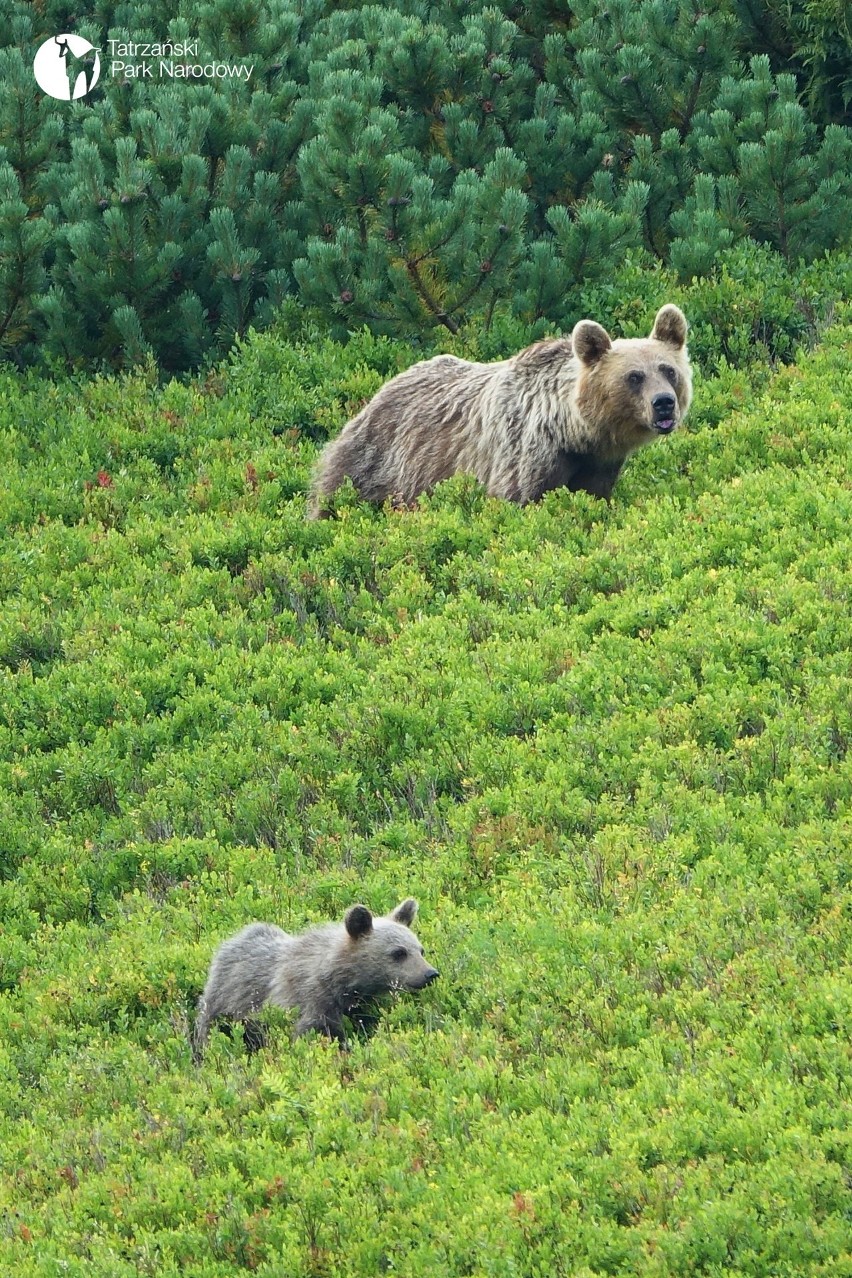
{"left": 309, "top": 305, "right": 692, "bottom": 515}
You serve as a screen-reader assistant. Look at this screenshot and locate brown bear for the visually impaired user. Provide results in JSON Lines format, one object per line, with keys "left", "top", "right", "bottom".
{"left": 192, "top": 898, "right": 438, "bottom": 1061}
{"left": 308, "top": 304, "right": 691, "bottom": 515}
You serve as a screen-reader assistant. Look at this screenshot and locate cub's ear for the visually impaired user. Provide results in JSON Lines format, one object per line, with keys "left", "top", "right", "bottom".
{"left": 651, "top": 304, "right": 688, "bottom": 349}
{"left": 345, "top": 905, "right": 374, "bottom": 938}
{"left": 389, "top": 898, "right": 418, "bottom": 926}
{"left": 572, "top": 320, "right": 612, "bottom": 367}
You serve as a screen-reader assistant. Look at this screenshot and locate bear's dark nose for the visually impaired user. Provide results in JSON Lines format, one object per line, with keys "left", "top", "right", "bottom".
{"left": 423, "top": 968, "right": 439, "bottom": 984}
{"left": 652, "top": 392, "right": 676, "bottom": 419}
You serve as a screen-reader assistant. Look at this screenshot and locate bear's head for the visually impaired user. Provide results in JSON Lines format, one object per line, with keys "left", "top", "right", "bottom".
{"left": 342, "top": 899, "right": 439, "bottom": 998}
{"left": 572, "top": 304, "right": 692, "bottom": 453}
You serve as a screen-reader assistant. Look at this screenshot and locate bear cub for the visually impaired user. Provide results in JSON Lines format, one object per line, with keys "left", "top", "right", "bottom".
{"left": 193, "top": 898, "right": 438, "bottom": 1061}
{"left": 309, "top": 304, "right": 692, "bottom": 515}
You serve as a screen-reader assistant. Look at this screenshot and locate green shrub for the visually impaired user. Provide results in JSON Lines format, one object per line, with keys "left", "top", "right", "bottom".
{"left": 1, "top": 312, "right": 851, "bottom": 1273}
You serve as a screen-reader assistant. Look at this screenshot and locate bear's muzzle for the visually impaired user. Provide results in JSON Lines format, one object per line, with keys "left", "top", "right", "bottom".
{"left": 651, "top": 392, "right": 677, "bottom": 433}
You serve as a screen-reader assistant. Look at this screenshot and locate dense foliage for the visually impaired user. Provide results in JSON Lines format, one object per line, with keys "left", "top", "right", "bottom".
{"left": 1, "top": 0, "right": 851, "bottom": 368}
{"left": 1, "top": 2, "right": 850, "bottom": 1268}
{"left": 1, "top": 302, "right": 850, "bottom": 1274}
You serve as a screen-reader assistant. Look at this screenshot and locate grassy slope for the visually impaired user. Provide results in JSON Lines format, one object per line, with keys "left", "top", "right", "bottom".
{"left": 0, "top": 317, "right": 850, "bottom": 1276}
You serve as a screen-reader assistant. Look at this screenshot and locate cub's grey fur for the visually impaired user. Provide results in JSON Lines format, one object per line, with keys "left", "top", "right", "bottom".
{"left": 193, "top": 898, "right": 438, "bottom": 1061}
{"left": 309, "top": 304, "right": 692, "bottom": 515}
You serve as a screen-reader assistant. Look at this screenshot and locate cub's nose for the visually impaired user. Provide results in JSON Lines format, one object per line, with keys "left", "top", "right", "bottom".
{"left": 652, "top": 392, "right": 676, "bottom": 419}
{"left": 423, "top": 968, "right": 440, "bottom": 985}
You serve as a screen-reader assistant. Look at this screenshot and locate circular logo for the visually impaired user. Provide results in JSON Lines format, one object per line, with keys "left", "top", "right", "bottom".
{"left": 33, "top": 34, "right": 101, "bottom": 100}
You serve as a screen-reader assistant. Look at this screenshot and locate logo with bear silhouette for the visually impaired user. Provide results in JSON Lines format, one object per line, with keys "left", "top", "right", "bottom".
{"left": 33, "top": 34, "right": 101, "bottom": 100}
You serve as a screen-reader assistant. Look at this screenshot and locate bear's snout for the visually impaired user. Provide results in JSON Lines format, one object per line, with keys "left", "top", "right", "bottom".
{"left": 651, "top": 391, "right": 677, "bottom": 433}
{"left": 421, "top": 967, "right": 440, "bottom": 986}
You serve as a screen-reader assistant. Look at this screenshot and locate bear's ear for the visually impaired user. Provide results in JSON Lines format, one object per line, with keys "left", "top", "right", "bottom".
{"left": 345, "top": 905, "right": 374, "bottom": 938}
{"left": 572, "top": 320, "right": 612, "bottom": 367}
{"left": 651, "top": 304, "right": 688, "bottom": 349}
{"left": 389, "top": 898, "right": 418, "bottom": 926}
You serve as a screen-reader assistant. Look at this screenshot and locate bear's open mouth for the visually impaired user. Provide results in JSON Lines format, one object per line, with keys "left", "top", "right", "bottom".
{"left": 654, "top": 419, "right": 675, "bottom": 434}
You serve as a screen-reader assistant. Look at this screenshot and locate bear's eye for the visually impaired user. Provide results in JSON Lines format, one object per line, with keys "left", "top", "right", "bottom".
{"left": 391, "top": 947, "right": 408, "bottom": 962}
{"left": 659, "top": 364, "right": 677, "bottom": 384}
{"left": 626, "top": 370, "right": 645, "bottom": 389}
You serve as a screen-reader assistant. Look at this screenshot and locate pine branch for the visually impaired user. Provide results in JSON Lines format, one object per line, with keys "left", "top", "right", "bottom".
{"left": 678, "top": 68, "right": 706, "bottom": 141}
{"left": 404, "top": 258, "right": 459, "bottom": 333}
{"left": 446, "top": 233, "right": 513, "bottom": 317}
{"left": 0, "top": 290, "right": 22, "bottom": 345}
{"left": 0, "top": 249, "right": 24, "bottom": 345}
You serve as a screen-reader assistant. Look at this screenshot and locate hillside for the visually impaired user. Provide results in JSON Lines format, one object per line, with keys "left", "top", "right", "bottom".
{"left": 0, "top": 314, "right": 850, "bottom": 1275}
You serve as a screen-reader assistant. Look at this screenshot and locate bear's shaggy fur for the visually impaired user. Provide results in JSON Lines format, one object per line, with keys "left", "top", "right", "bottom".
{"left": 309, "top": 304, "right": 692, "bottom": 515}
{"left": 192, "top": 899, "right": 438, "bottom": 1061}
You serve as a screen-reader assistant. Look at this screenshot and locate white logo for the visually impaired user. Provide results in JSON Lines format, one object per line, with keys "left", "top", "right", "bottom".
{"left": 33, "top": 34, "right": 101, "bottom": 100}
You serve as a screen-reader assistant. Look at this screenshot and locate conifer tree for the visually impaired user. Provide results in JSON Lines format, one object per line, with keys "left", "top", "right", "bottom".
{"left": 669, "top": 174, "right": 739, "bottom": 279}
{"left": 695, "top": 57, "right": 852, "bottom": 260}
{"left": 0, "top": 161, "right": 50, "bottom": 357}
{"left": 567, "top": 0, "right": 738, "bottom": 142}
{"left": 731, "top": 0, "right": 852, "bottom": 124}
{"left": 1, "top": 0, "right": 850, "bottom": 368}
{"left": 0, "top": 36, "right": 61, "bottom": 357}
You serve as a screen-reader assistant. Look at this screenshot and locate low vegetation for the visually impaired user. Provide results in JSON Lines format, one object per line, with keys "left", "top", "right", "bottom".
{"left": 0, "top": 295, "right": 850, "bottom": 1274}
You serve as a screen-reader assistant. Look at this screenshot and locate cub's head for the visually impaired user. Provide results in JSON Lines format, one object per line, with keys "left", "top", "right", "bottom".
{"left": 343, "top": 899, "right": 439, "bottom": 998}
{"left": 572, "top": 304, "right": 692, "bottom": 449}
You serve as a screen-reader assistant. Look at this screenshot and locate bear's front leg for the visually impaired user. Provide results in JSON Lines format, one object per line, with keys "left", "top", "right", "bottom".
{"left": 526, "top": 450, "right": 622, "bottom": 502}
{"left": 294, "top": 1011, "right": 348, "bottom": 1046}
{"left": 349, "top": 1002, "right": 382, "bottom": 1039}
{"left": 566, "top": 459, "right": 624, "bottom": 501}
{"left": 241, "top": 1019, "right": 268, "bottom": 1053}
